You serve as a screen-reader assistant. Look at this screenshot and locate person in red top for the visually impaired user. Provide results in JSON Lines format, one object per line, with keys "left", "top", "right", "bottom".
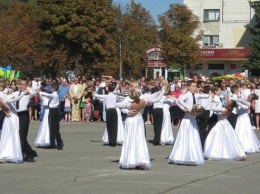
{"left": 170, "top": 84, "right": 184, "bottom": 126}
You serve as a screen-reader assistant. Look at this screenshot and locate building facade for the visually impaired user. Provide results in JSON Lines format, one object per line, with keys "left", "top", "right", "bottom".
{"left": 184, "top": 0, "right": 256, "bottom": 77}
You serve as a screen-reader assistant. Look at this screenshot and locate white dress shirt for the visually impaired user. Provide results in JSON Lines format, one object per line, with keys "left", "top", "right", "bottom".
{"left": 12, "top": 91, "right": 33, "bottom": 112}
{"left": 94, "top": 92, "right": 117, "bottom": 109}
{"left": 40, "top": 91, "right": 59, "bottom": 108}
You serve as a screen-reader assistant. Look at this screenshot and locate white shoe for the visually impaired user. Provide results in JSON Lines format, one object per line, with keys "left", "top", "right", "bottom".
{"left": 145, "top": 121, "right": 151, "bottom": 124}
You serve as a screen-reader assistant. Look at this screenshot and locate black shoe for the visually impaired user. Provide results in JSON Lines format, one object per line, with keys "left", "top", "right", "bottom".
{"left": 57, "top": 142, "right": 64, "bottom": 150}
{"left": 24, "top": 156, "right": 35, "bottom": 163}
{"left": 109, "top": 142, "right": 116, "bottom": 147}
{"left": 47, "top": 145, "right": 56, "bottom": 149}
{"left": 152, "top": 142, "right": 160, "bottom": 146}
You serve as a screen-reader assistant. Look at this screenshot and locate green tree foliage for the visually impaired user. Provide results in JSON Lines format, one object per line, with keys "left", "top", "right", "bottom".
{"left": 118, "top": 2, "right": 159, "bottom": 78}
{"left": 0, "top": 0, "right": 37, "bottom": 10}
{"left": 158, "top": 4, "right": 203, "bottom": 73}
{"left": 37, "top": 0, "right": 118, "bottom": 78}
{"left": 0, "top": 2, "right": 43, "bottom": 77}
{"left": 243, "top": 2, "right": 260, "bottom": 76}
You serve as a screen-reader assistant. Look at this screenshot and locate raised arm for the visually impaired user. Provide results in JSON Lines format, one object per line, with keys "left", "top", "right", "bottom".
{"left": 211, "top": 96, "right": 225, "bottom": 112}
{"left": 231, "top": 98, "right": 250, "bottom": 109}
{"left": 5, "top": 92, "right": 25, "bottom": 103}
{"left": 177, "top": 93, "right": 192, "bottom": 111}
{"left": 145, "top": 88, "right": 165, "bottom": 104}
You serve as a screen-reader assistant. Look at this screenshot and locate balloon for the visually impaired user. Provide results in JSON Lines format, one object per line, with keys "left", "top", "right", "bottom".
{"left": 9, "top": 70, "right": 15, "bottom": 81}
{"left": 6, "top": 65, "right": 12, "bottom": 71}
{"left": 0, "top": 70, "right": 4, "bottom": 77}
{"left": 3, "top": 70, "right": 7, "bottom": 79}
{"left": 15, "top": 70, "right": 20, "bottom": 79}
{"left": 6, "top": 70, "right": 10, "bottom": 78}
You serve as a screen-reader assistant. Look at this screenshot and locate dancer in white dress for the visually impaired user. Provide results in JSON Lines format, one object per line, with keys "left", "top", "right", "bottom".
{"left": 168, "top": 80, "right": 208, "bottom": 166}
{"left": 116, "top": 81, "right": 165, "bottom": 170}
{"left": 204, "top": 88, "right": 246, "bottom": 161}
{"left": 0, "top": 90, "right": 28, "bottom": 163}
{"left": 232, "top": 94, "right": 260, "bottom": 153}
{"left": 160, "top": 96, "right": 176, "bottom": 145}
{"left": 34, "top": 93, "right": 50, "bottom": 147}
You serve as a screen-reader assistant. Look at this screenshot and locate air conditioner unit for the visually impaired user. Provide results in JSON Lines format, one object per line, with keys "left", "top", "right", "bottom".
{"left": 215, "top": 43, "right": 223, "bottom": 47}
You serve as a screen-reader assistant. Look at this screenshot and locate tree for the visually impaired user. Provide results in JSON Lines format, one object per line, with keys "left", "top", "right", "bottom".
{"left": 118, "top": 1, "right": 159, "bottom": 78}
{"left": 243, "top": 2, "right": 260, "bottom": 76}
{"left": 0, "top": 2, "right": 44, "bottom": 77}
{"left": 158, "top": 4, "right": 203, "bottom": 74}
{"left": 37, "top": 0, "right": 119, "bottom": 78}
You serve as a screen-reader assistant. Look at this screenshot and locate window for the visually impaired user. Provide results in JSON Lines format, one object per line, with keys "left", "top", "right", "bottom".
{"left": 203, "top": 9, "right": 220, "bottom": 22}
{"left": 203, "top": 35, "right": 219, "bottom": 46}
{"left": 209, "top": 64, "right": 224, "bottom": 70}
{"left": 208, "top": 64, "right": 225, "bottom": 77}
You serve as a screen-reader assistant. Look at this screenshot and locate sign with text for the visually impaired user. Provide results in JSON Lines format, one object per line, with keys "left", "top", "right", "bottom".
{"left": 201, "top": 48, "right": 250, "bottom": 60}
{"left": 146, "top": 45, "right": 165, "bottom": 67}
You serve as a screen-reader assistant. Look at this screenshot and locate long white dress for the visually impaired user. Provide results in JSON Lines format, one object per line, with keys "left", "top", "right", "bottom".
{"left": 168, "top": 92, "right": 205, "bottom": 165}
{"left": 254, "top": 89, "right": 260, "bottom": 113}
{"left": 204, "top": 96, "right": 246, "bottom": 160}
{"left": 0, "top": 96, "right": 23, "bottom": 163}
{"left": 102, "top": 108, "right": 124, "bottom": 145}
{"left": 35, "top": 96, "right": 50, "bottom": 147}
{"left": 116, "top": 90, "right": 165, "bottom": 170}
{"left": 234, "top": 98, "right": 260, "bottom": 153}
{"left": 160, "top": 98, "right": 175, "bottom": 145}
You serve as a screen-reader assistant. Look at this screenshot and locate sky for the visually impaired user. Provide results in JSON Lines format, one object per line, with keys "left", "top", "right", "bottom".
{"left": 113, "top": 0, "right": 183, "bottom": 23}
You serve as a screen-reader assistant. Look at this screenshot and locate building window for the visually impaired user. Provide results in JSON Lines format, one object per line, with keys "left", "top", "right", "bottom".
{"left": 209, "top": 64, "right": 224, "bottom": 70}
{"left": 203, "top": 35, "right": 219, "bottom": 46}
{"left": 203, "top": 9, "right": 220, "bottom": 22}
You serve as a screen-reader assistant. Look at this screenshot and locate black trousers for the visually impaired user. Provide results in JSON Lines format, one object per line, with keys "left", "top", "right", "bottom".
{"left": 49, "top": 108, "right": 63, "bottom": 147}
{"left": 18, "top": 111, "right": 37, "bottom": 158}
{"left": 227, "top": 112, "right": 238, "bottom": 129}
{"left": 0, "top": 110, "right": 5, "bottom": 130}
{"left": 197, "top": 110, "right": 210, "bottom": 149}
{"left": 106, "top": 109, "right": 118, "bottom": 146}
{"left": 152, "top": 108, "right": 163, "bottom": 145}
{"left": 58, "top": 101, "right": 65, "bottom": 120}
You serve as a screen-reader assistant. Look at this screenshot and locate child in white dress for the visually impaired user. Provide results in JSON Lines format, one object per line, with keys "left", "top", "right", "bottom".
{"left": 233, "top": 94, "right": 260, "bottom": 153}
{"left": 204, "top": 87, "right": 246, "bottom": 161}
{"left": 168, "top": 80, "right": 207, "bottom": 166}
{"left": 64, "top": 93, "right": 71, "bottom": 122}
{"left": 116, "top": 81, "right": 165, "bottom": 170}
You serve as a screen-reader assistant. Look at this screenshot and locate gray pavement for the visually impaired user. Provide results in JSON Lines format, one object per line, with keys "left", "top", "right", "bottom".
{"left": 1, "top": 121, "right": 260, "bottom": 194}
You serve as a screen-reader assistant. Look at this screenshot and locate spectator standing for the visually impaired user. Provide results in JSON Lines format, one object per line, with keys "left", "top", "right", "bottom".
{"left": 58, "top": 79, "right": 69, "bottom": 121}
{"left": 69, "top": 77, "right": 83, "bottom": 122}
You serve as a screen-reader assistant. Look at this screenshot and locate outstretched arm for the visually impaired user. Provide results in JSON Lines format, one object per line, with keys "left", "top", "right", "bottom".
{"left": 231, "top": 98, "right": 250, "bottom": 109}
{"left": 177, "top": 93, "right": 192, "bottom": 111}
{"left": 145, "top": 88, "right": 165, "bottom": 104}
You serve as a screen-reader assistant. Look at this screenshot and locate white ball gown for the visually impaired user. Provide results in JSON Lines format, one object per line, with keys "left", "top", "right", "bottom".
{"left": 0, "top": 101, "right": 23, "bottom": 163}
{"left": 204, "top": 96, "right": 246, "bottom": 160}
{"left": 168, "top": 93, "right": 204, "bottom": 166}
{"left": 119, "top": 112, "right": 150, "bottom": 169}
{"left": 116, "top": 90, "right": 165, "bottom": 169}
{"left": 160, "top": 99, "right": 175, "bottom": 145}
{"left": 35, "top": 96, "right": 50, "bottom": 147}
{"left": 234, "top": 98, "right": 260, "bottom": 153}
{"left": 168, "top": 114, "right": 204, "bottom": 165}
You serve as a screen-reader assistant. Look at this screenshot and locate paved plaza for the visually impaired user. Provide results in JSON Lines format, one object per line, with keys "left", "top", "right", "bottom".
{"left": 1, "top": 121, "right": 260, "bottom": 194}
